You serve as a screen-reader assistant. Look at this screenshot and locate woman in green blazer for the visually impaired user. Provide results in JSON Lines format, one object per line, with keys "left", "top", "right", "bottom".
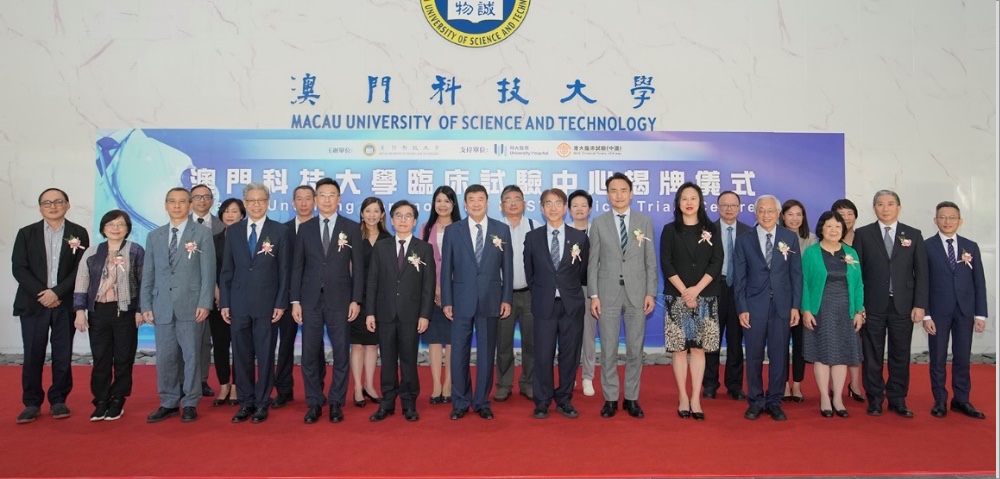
{"left": 801, "top": 211, "right": 865, "bottom": 418}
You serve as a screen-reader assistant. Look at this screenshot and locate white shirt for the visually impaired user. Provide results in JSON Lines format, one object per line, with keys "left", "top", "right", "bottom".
{"left": 319, "top": 213, "right": 339, "bottom": 242}
{"left": 168, "top": 218, "right": 189, "bottom": 250}
{"left": 877, "top": 220, "right": 899, "bottom": 245}
{"left": 246, "top": 217, "right": 266, "bottom": 242}
{"left": 502, "top": 215, "right": 535, "bottom": 289}
{"left": 468, "top": 216, "right": 489, "bottom": 251}
{"left": 611, "top": 208, "right": 631, "bottom": 235}
{"left": 546, "top": 222, "right": 566, "bottom": 297}
{"left": 394, "top": 234, "right": 412, "bottom": 257}
{"left": 756, "top": 225, "right": 777, "bottom": 260}
{"left": 192, "top": 213, "right": 214, "bottom": 227}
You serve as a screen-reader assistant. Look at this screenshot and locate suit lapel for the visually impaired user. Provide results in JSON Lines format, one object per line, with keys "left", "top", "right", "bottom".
{"left": 250, "top": 218, "right": 273, "bottom": 264}
{"left": 396, "top": 239, "right": 409, "bottom": 279}
{"left": 751, "top": 227, "right": 767, "bottom": 265}
{"left": 605, "top": 213, "right": 625, "bottom": 260}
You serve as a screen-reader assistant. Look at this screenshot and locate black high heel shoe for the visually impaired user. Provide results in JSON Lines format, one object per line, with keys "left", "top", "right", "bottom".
{"left": 353, "top": 393, "right": 366, "bottom": 408}
{"left": 848, "top": 387, "right": 865, "bottom": 402}
{"left": 213, "top": 385, "right": 231, "bottom": 406}
{"left": 820, "top": 409, "right": 834, "bottom": 418}
{"left": 691, "top": 410, "right": 705, "bottom": 421}
{"left": 835, "top": 409, "right": 849, "bottom": 418}
{"left": 677, "top": 409, "right": 691, "bottom": 419}
{"left": 362, "top": 389, "right": 381, "bottom": 404}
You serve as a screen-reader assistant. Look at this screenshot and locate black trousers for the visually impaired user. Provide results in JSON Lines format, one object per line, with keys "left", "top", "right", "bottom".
{"left": 208, "top": 309, "right": 232, "bottom": 384}
{"left": 88, "top": 302, "right": 139, "bottom": 403}
{"left": 301, "top": 295, "right": 351, "bottom": 408}
{"left": 861, "top": 301, "right": 913, "bottom": 407}
{"left": 703, "top": 277, "right": 744, "bottom": 393}
{"left": 273, "top": 310, "right": 298, "bottom": 396}
{"left": 787, "top": 322, "right": 805, "bottom": 383}
{"left": 377, "top": 317, "right": 420, "bottom": 411}
{"left": 20, "top": 305, "right": 74, "bottom": 407}
{"left": 532, "top": 298, "right": 583, "bottom": 408}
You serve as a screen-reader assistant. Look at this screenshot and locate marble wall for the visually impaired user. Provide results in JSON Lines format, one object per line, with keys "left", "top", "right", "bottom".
{"left": 0, "top": 0, "right": 995, "bottom": 353}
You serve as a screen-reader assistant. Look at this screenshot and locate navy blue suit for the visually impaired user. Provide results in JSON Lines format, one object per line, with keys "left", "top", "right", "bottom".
{"left": 733, "top": 226, "right": 802, "bottom": 408}
{"left": 524, "top": 225, "right": 589, "bottom": 409}
{"left": 440, "top": 217, "right": 513, "bottom": 412}
{"left": 219, "top": 218, "right": 290, "bottom": 409}
{"left": 925, "top": 233, "right": 987, "bottom": 404}
{"left": 290, "top": 215, "right": 365, "bottom": 408}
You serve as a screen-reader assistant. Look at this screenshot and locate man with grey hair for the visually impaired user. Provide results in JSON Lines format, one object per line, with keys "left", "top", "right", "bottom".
{"left": 219, "top": 183, "right": 291, "bottom": 423}
{"left": 732, "top": 194, "right": 802, "bottom": 421}
{"left": 852, "top": 189, "right": 927, "bottom": 418}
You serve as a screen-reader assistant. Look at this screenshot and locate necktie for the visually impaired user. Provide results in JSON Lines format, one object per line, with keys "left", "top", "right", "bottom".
{"left": 883, "top": 226, "right": 893, "bottom": 257}
{"left": 197, "top": 218, "right": 204, "bottom": 224}
{"left": 618, "top": 214, "right": 627, "bottom": 253}
{"left": 397, "top": 240, "right": 406, "bottom": 271}
{"left": 474, "top": 224, "right": 484, "bottom": 265}
{"left": 946, "top": 238, "right": 956, "bottom": 271}
{"left": 322, "top": 218, "right": 331, "bottom": 254}
{"left": 249, "top": 223, "right": 258, "bottom": 258}
{"left": 725, "top": 226, "right": 734, "bottom": 282}
{"left": 764, "top": 232, "right": 773, "bottom": 268}
{"left": 168, "top": 227, "right": 178, "bottom": 265}
{"left": 550, "top": 230, "right": 561, "bottom": 269}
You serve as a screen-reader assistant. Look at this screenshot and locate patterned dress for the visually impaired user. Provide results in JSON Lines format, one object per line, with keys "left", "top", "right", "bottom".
{"left": 664, "top": 296, "right": 720, "bottom": 352}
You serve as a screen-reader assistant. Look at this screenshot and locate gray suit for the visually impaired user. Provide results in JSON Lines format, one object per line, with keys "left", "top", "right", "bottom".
{"left": 587, "top": 209, "right": 658, "bottom": 402}
{"left": 191, "top": 213, "right": 224, "bottom": 384}
{"left": 140, "top": 219, "right": 216, "bottom": 408}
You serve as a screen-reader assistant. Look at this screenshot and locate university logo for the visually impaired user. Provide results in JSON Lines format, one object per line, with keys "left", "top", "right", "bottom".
{"left": 421, "top": 0, "right": 530, "bottom": 48}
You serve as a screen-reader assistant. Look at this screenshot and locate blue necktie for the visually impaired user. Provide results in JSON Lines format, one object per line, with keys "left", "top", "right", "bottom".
{"left": 618, "top": 214, "right": 627, "bottom": 253}
{"left": 474, "top": 224, "right": 484, "bottom": 265}
{"left": 765, "top": 232, "right": 773, "bottom": 268}
{"left": 550, "top": 230, "right": 561, "bottom": 269}
{"left": 725, "top": 226, "right": 734, "bottom": 284}
{"left": 947, "top": 238, "right": 956, "bottom": 271}
{"left": 168, "top": 227, "right": 178, "bottom": 266}
{"left": 249, "top": 223, "right": 258, "bottom": 259}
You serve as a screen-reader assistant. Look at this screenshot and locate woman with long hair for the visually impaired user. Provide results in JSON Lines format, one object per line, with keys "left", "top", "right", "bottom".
{"left": 779, "top": 199, "right": 817, "bottom": 402}
{"left": 353, "top": 196, "right": 391, "bottom": 407}
{"left": 421, "top": 185, "right": 461, "bottom": 404}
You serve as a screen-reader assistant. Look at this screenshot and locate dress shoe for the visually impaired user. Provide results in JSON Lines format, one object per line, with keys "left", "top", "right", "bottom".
{"left": 443, "top": 396, "right": 452, "bottom": 403}
{"left": 677, "top": 408, "right": 691, "bottom": 419}
{"left": 352, "top": 396, "right": 366, "bottom": 408}
{"left": 766, "top": 404, "right": 787, "bottom": 421}
{"left": 532, "top": 406, "right": 549, "bottom": 419}
{"left": 702, "top": 388, "right": 717, "bottom": 399}
{"left": 950, "top": 401, "right": 986, "bottom": 419}
{"left": 232, "top": 406, "right": 255, "bottom": 423}
{"left": 835, "top": 409, "right": 849, "bottom": 418}
{"left": 728, "top": 390, "right": 747, "bottom": 400}
{"left": 304, "top": 405, "right": 322, "bottom": 424}
{"left": 820, "top": 409, "right": 834, "bottom": 418}
{"left": 362, "top": 389, "right": 381, "bottom": 404}
{"left": 16, "top": 406, "right": 40, "bottom": 424}
{"left": 251, "top": 407, "right": 269, "bottom": 423}
{"left": 848, "top": 386, "right": 865, "bottom": 402}
{"left": 519, "top": 390, "right": 534, "bottom": 400}
{"left": 369, "top": 408, "right": 394, "bottom": 422}
{"left": 867, "top": 404, "right": 883, "bottom": 416}
{"left": 429, "top": 395, "right": 444, "bottom": 405}
{"left": 930, "top": 402, "right": 947, "bottom": 417}
{"left": 887, "top": 403, "right": 914, "bottom": 418}
{"left": 744, "top": 405, "right": 763, "bottom": 420}
{"left": 403, "top": 409, "right": 419, "bottom": 422}
{"left": 493, "top": 389, "right": 511, "bottom": 402}
{"left": 227, "top": 398, "right": 240, "bottom": 406}
{"left": 90, "top": 402, "right": 109, "bottom": 422}
{"left": 691, "top": 410, "right": 705, "bottom": 421}
{"left": 329, "top": 404, "right": 344, "bottom": 423}
{"left": 146, "top": 406, "right": 180, "bottom": 423}
{"left": 105, "top": 397, "right": 125, "bottom": 421}
{"left": 556, "top": 403, "right": 579, "bottom": 419}
{"left": 212, "top": 398, "right": 227, "bottom": 407}
{"left": 478, "top": 407, "right": 494, "bottom": 420}
{"left": 623, "top": 400, "right": 644, "bottom": 418}
{"left": 789, "top": 394, "right": 804, "bottom": 403}
{"left": 271, "top": 393, "right": 293, "bottom": 409}
{"left": 50, "top": 403, "right": 71, "bottom": 419}
{"left": 600, "top": 401, "right": 617, "bottom": 418}
{"left": 201, "top": 382, "right": 214, "bottom": 397}
{"left": 181, "top": 407, "right": 198, "bottom": 422}
{"left": 450, "top": 408, "right": 468, "bottom": 420}
{"left": 582, "top": 379, "right": 595, "bottom": 397}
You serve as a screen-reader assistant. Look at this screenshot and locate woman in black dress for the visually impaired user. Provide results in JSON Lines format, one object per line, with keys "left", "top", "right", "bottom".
{"left": 352, "top": 196, "right": 389, "bottom": 407}
{"left": 830, "top": 198, "right": 865, "bottom": 402}
{"left": 211, "top": 198, "right": 244, "bottom": 406}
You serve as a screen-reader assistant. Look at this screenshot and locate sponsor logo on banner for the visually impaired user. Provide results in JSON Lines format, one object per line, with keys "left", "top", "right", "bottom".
{"left": 556, "top": 142, "right": 572, "bottom": 158}
{"left": 494, "top": 143, "right": 506, "bottom": 156}
{"left": 421, "top": 0, "right": 530, "bottom": 48}
{"left": 362, "top": 143, "right": 377, "bottom": 157}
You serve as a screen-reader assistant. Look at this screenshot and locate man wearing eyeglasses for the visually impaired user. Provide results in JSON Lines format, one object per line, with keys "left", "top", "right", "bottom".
{"left": 189, "top": 184, "right": 223, "bottom": 398}
{"left": 13, "top": 188, "right": 90, "bottom": 423}
{"left": 703, "top": 191, "right": 750, "bottom": 401}
{"left": 364, "top": 200, "right": 435, "bottom": 422}
{"left": 495, "top": 184, "right": 539, "bottom": 402}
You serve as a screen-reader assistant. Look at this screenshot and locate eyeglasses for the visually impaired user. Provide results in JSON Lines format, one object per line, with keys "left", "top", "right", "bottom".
{"left": 718, "top": 204, "right": 739, "bottom": 209}
{"left": 757, "top": 209, "right": 778, "bottom": 216}
{"left": 502, "top": 198, "right": 524, "bottom": 204}
{"left": 244, "top": 198, "right": 269, "bottom": 205}
{"left": 192, "top": 194, "right": 213, "bottom": 201}
{"left": 40, "top": 199, "right": 67, "bottom": 208}
{"left": 936, "top": 215, "right": 960, "bottom": 222}
{"left": 392, "top": 214, "right": 415, "bottom": 221}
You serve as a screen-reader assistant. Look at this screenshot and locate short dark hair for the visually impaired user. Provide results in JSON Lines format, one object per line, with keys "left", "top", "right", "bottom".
{"left": 217, "top": 198, "right": 246, "bottom": 219}
{"left": 38, "top": 188, "right": 69, "bottom": 204}
{"left": 164, "top": 187, "right": 190, "bottom": 201}
{"left": 540, "top": 188, "right": 567, "bottom": 205}
{"left": 815, "top": 210, "right": 847, "bottom": 243}
{"left": 568, "top": 189, "right": 593, "bottom": 208}
{"left": 718, "top": 190, "right": 740, "bottom": 204}
{"left": 98, "top": 210, "right": 132, "bottom": 239}
{"left": 390, "top": 200, "right": 418, "bottom": 221}
{"left": 500, "top": 185, "right": 523, "bottom": 198}
{"left": 315, "top": 178, "right": 341, "bottom": 194}
{"left": 935, "top": 201, "right": 961, "bottom": 214}
{"left": 293, "top": 185, "right": 316, "bottom": 197}
{"left": 464, "top": 184, "right": 488, "bottom": 201}
{"left": 830, "top": 198, "right": 858, "bottom": 217}
{"left": 779, "top": 199, "right": 811, "bottom": 240}
{"left": 189, "top": 184, "right": 212, "bottom": 195}
{"left": 605, "top": 172, "right": 632, "bottom": 190}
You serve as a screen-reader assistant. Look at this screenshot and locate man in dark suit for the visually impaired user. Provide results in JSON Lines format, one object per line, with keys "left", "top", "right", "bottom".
{"left": 12, "top": 188, "right": 90, "bottom": 423}
{"left": 140, "top": 188, "right": 216, "bottom": 423}
{"left": 441, "top": 184, "right": 513, "bottom": 420}
{"left": 219, "top": 183, "right": 290, "bottom": 424}
{"left": 852, "top": 190, "right": 928, "bottom": 417}
{"left": 524, "top": 189, "right": 589, "bottom": 419}
{"left": 290, "top": 178, "right": 364, "bottom": 424}
{"left": 271, "top": 184, "right": 315, "bottom": 408}
{"left": 703, "top": 190, "right": 750, "bottom": 401}
{"left": 365, "top": 200, "right": 435, "bottom": 422}
{"left": 922, "top": 201, "right": 987, "bottom": 419}
{"left": 733, "top": 195, "right": 802, "bottom": 421}
{"left": 190, "top": 183, "right": 224, "bottom": 397}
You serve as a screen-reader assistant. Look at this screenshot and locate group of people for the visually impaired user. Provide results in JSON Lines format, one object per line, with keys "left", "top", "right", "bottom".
{"left": 11, "top": 173, "right": 988, "bottom": 425}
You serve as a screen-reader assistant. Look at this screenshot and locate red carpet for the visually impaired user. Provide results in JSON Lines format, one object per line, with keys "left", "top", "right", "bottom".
{"left": 0, "top": 364, "right": 994, "bottom": 478}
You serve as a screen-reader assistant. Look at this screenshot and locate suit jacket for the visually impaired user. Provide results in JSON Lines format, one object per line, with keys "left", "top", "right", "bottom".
{"left": 289, "top": 215, "right": 365, "bottom": 308}
{"left": 733, "top": 226, "right": 802, "bottom": 320}
{"left": 191, "top": 213, "right": 225, "bottom": 236}
{"left": 660, "top": 222, "right": 724, "bottom": 297}
{"left": 364, "top": 236, "right": 435, "bottom": 323}
{"left": 852, "top": 221, "right": 928, "bottom": 314}
{"left": 586, "top": 210, "right": 658, "bottom": 305}
{"left": 440, "top": 217, "right": 514, "bottom": 318}
{"left": 219, "top": 218, "right": 291, "bottom": 318}
{"left": 524, "top": 225, "right": 589, "bottom": 321}
{"left": 925, "top": 233, "right": 987, "bottom": 319}
{"left": 139, "top": 219, "right": 216, "bottom": 323}
{"left": 716, "top": 219, "right": 750, "bottom": 285}
{"left": 12, "top": 220, "right": 90, "bottom": 316}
